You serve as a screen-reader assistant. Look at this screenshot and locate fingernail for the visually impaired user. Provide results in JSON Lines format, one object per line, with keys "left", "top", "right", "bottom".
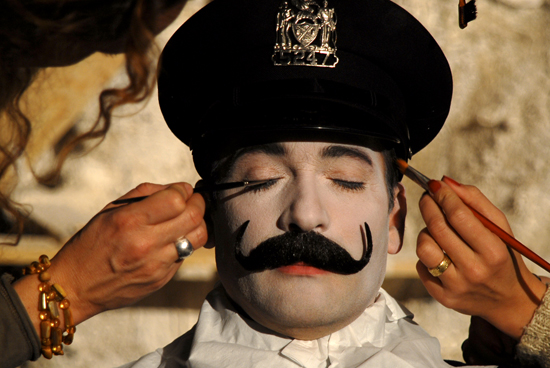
{"left": 428, "top": 180, "right": 441, "bottom": 195}
{"left": 442, "top": 176, "right": 461, "bottom": 187}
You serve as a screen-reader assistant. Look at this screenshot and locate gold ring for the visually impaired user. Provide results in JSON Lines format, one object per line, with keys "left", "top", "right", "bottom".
{"left": 428, "top": 253, "right": 452, "bottom": 277}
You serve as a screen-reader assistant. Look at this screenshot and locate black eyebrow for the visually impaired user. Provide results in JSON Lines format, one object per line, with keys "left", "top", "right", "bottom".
{"left": 321, "top": 145, "right": 373, "bottom": 166}
{"left": 237, "top": 142, "right": 287, "bottom": 158}
{"left": 218, "top": 143, "right": 287, "bottom": 181}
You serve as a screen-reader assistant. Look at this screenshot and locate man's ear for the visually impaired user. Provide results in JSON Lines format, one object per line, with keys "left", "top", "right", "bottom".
{"left": 388, "top": 183, "right": 406, "bottom": 255}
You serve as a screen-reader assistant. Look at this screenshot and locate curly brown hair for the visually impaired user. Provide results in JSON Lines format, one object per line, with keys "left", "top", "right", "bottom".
{"left": 0, "top": 0, "right": 184, "bottom": 244}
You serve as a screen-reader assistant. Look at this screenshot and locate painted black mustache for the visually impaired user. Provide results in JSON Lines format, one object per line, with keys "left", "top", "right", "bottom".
{"left": 234, "top": 221, "right": 373, "bottom": 275}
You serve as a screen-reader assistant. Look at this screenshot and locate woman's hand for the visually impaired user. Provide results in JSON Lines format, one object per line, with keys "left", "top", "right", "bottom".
{"left": 15, "top": 182, "right": 207, "bottom": 330}
{"left": 416, "top": 177, "right": 547, "bottom": 339}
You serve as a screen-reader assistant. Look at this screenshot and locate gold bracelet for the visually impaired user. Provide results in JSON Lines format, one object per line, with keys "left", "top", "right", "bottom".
{"left": 23, "top": 255, "right": 75, "bottom": 359}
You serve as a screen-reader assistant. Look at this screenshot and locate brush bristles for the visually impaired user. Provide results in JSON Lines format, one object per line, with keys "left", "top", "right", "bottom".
{"left": 395, "top": 159, "right": 431, "bottom": 192}
{"left": 459, "top": 0, "right": 477, "bottom": 29}
{"left": 395, "top": 159, "right": 409, "bottom": 175}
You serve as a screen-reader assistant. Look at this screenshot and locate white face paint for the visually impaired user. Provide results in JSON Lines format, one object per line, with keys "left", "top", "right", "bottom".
{"left": 212, "top": 141, "right": 405, "bottom": 340}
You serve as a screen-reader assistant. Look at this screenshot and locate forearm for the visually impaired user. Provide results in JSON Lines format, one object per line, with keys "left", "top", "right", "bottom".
{"left": 0, "top": 181, "right": 206, "bottom": 367}
{"left": 463, "top": 284, "right": 550, "bottom": 367}
{"left": 481, "top": 270, "right": 548, "bottom": 340}
{"left": 0, "top": 273, "right": 41, "bottom": 367}
{"left": 516, "top": 284, "right": 550, "bottom": 368}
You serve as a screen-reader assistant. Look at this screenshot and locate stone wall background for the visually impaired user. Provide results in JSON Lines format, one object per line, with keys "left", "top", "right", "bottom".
{"left": 395, "top": 0, "right": 550, "bottom": 270}
{"left": 2, "top": 0, "right": 549, "bottom": 366}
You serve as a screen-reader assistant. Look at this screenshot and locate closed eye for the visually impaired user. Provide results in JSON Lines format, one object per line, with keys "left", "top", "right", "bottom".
{"left": 246, "top": 178, "right": 281, "bottom": 193}
{"left": 332, "top": 179, "right": 365, "bottom": 192}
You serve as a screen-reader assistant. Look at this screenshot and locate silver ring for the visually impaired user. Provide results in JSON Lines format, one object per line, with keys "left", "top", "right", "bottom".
{"left": 175, "top": 237, "right": 194, "bottom": 260}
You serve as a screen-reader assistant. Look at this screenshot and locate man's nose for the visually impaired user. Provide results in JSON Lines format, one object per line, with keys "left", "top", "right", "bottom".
{"left": 277, "top": 178, "right": 330, "bottom": 233}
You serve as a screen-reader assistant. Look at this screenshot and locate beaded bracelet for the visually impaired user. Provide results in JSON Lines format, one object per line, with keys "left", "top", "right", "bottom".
{"left": 23, "top": 255, "right": 75, "bottom": 359}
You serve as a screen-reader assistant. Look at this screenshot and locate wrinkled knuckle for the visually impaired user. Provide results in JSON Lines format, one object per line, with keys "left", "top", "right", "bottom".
{"left": 425, "top": 216, "right": 448, "bottom": 238}
{"left": 450, "top": 207, "right": 471, "bottom": 228}
{"left": 111, "top": 252, "right": 143, "bottom": 273}
{"left": 494, "top": 251, "right": 510, "bottom": 267}
{"left": 193, "top": 224, "right": 209, "bottom": 247}
{"left": 492, "top": 208, "right": 508, "bottom": 224}
{"left": 184, "top": 205, "right": 204, "bottom": 228}
{"left": 124, "top": 239, "right": 153, "bottom": 265}
{"left": 468, "top": 185, "right": 483, "bottom": 197}
{"left": 467, "top": 263, "right": 489, "bottom": 284}
{"left": 135, "top": 182, "right": 157, "bottom": 194}
{"left": 416, "top": 240, "right": 438, "bottom": 261}
{"left": 135, "top": 238, "right": 155, "bottom": 257}
{"left": 110, "top": 210, "right": 132, "bottom": 232}
{"left": 436, "top": 190, "right": 455, "bottom": 208}
{"left": 166, "top": 189, "right": 187, "bottom": 212}
{"left": 485, "top": 246, "right": 509, "bottom": 268}
{"left": 192, "top": 193, "right": 206, "bottom": 209}
{"left": 415, "top": 244, "right": 429, "bottom": 260}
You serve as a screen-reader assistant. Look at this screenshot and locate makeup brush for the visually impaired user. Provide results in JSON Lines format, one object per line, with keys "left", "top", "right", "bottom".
{"left": 459, "top": 0, "right": 477, "bottom": 29}
{"left": 396, "top": 159, "right": 550, "bottom": 273}
{"left": 111, "top": 179, "right": 272, "bottom": 205}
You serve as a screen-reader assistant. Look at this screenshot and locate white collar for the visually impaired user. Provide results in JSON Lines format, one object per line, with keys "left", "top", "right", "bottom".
{"left": 191, "top": 285, "right": 415, "bottom": 367}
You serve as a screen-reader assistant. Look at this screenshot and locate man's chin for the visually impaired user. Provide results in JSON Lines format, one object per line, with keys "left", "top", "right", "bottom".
{"left": 229, "top": 270, "right": 373, "bottom": 339}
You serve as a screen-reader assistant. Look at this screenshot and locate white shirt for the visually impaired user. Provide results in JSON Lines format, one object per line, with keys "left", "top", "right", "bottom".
{"left": 121, "top": 284, "right": 493, "bottom": 368}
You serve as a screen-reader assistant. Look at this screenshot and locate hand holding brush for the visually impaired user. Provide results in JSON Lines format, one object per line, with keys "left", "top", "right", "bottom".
{"left": 397, "top": 159, "right": 548, "bottom": 340}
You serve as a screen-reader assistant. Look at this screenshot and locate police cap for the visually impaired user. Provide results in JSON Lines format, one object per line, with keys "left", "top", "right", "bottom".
{"left": 158, "top": 0, "right": 452, "bottom": 178}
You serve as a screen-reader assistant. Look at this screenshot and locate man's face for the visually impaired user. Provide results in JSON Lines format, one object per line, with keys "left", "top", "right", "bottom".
{"left": 211, "top": 141, "right": 405, "bottom": 340}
